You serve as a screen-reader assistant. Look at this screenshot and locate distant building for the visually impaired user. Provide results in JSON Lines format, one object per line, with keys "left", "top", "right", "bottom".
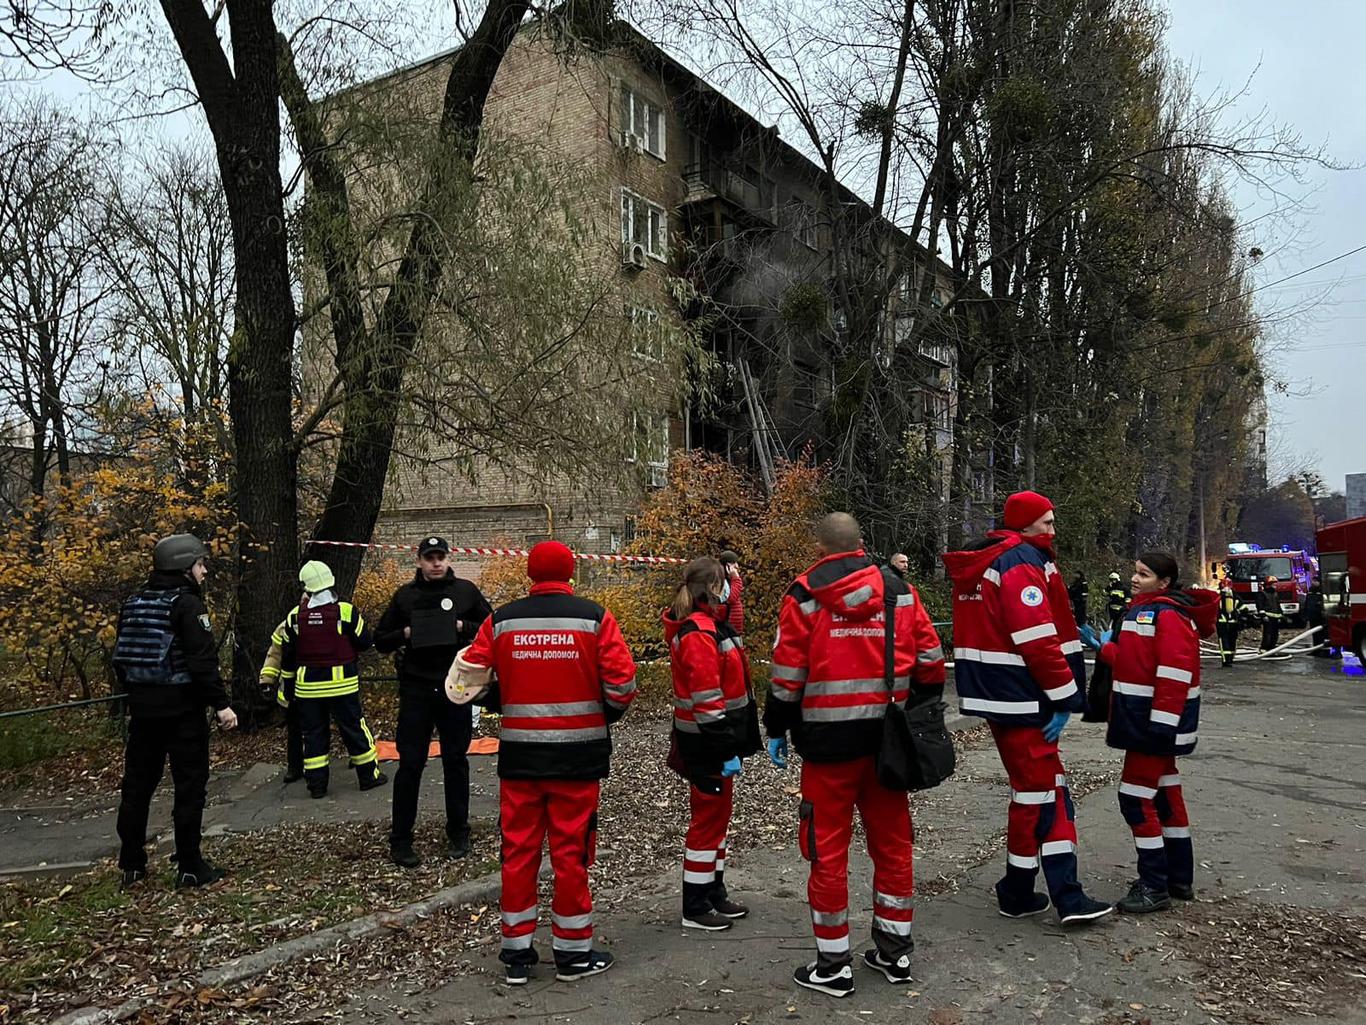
{"left": 1347, "top": 473, "right": 1366, "bottom": 520}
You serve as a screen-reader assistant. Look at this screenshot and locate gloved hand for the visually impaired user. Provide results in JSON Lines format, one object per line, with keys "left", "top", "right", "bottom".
{"left": 767, "top": 736, "right": 788, "bottom": 770}
{"left": 721, "top": 756, "right": 742, "bottom": 778}
{"left": 1042, "top": 711, "right": 1070, "bottom": 743}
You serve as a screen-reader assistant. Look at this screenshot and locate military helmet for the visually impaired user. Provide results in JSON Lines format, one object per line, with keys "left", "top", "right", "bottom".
{"left": 153, "top": 533, "right": 210, "bottom": 572}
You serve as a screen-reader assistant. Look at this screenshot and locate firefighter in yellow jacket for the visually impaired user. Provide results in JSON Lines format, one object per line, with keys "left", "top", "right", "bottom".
{"left": 260, "top": 618, "right": 303, "bottom": 782}
{"left": 278, "top": 561, "right": 387, "bottom": 798}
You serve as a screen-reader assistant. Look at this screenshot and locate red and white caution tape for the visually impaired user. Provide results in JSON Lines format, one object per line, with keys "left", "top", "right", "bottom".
{"left": 303, "top": 537, "right": 686, "bottom": 565}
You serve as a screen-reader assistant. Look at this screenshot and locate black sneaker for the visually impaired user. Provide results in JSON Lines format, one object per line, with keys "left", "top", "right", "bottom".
{"left": 998, "top": 890, "right": 1052, "bottom": 919}
{"left": 1170, "top": 882, "right": 1196, "bottom": 901}
{"left": 282, "top": 766, "right": 303, "bottom": 783}
{"left": 863, "top": 949, "right": 912, "bottom": 984}
{"left": 1058, "top": 895, "right": 1115, "bottom": 925}
{"left": 176, "top": 862, "right": 227, "bottom": 888}
{"left": 712, "top": 896, "right": 749, "bottom": 919}
{"left": 555, "top": 949, "right": 615, "bottom": 982}
{"left": 681, "top": 910, "right": 734, "bottom": 931}
{"left": 1116, "top": 879, "right": 1171, "bottom": 914}
{"left": 504, "top": 963, "right": 531, "bottom": 986}
{"left": 793, "top": 961, "right": 854, "bottom": 998}
{"left": 390, "top": 843, "right": 421, "bottom": 869}
{"left": 120, "top": 868, "right": 147, "bottom": 890}
{"left": 358, "top": 771, "right": 388, "bottom": 792}
{"left": 447, "top": 831, "right": 472, "bottom": 859}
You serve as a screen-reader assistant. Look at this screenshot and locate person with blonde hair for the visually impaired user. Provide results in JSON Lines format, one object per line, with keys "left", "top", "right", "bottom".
{"left": 663, "top": 556, "right": 760, "bottom": 931}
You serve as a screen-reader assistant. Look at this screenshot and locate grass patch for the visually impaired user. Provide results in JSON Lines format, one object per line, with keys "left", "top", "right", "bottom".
{"left": 0, "top": 711, "right": 117, "bottom": 773}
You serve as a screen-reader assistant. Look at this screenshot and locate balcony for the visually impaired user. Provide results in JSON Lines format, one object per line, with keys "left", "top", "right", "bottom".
{"left": 682, "top": 162, "right": 776, "bottom": 226}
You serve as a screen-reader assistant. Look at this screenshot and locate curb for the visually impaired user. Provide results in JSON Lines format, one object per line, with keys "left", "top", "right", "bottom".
{"left": 52, "top": 867, "right": 514, "bottom": 1025}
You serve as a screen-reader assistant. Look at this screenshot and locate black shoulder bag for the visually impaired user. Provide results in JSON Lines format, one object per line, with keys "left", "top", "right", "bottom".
{"left": 875, "top": 590, "right": 956, "bottom": 792}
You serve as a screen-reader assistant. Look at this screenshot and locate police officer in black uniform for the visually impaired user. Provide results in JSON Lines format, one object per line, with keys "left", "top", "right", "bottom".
{"left": 377, "top": 537, "right": 493, "bottom": 867}
{"left": 113, "top": 533, "right": 237, "bottom": 889}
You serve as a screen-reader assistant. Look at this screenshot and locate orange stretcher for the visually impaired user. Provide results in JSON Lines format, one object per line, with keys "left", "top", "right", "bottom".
{"left": 375, "top": 736, "right": 500, "bottom": 761}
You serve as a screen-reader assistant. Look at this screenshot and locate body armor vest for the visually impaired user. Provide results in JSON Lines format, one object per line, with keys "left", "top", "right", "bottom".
{"left": 112, "top": 588, "right": 192, "bottom": 685}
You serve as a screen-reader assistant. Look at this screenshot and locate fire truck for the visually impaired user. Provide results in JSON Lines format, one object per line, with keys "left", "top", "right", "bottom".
{"left": 1222, "top": 544, "right": 1315, "bottom": 625}
{"left": 1315, "top": 516, "right": 1366, "bottom": 664}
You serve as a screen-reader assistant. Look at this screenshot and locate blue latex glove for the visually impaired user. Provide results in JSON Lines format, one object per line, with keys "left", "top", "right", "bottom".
{"left": 721, "top": 756, "right": 742, "bottom": 778}
{"left": 767, "top": 736, "right": 788, "bottom": 770}
{"left": 1043, "top": 711, "right": 1070, "bottom": 743}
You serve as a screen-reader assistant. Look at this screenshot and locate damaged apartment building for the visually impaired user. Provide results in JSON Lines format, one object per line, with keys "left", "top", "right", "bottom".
{"left": 347, "top": 23, "right": 962, "bottom": 554}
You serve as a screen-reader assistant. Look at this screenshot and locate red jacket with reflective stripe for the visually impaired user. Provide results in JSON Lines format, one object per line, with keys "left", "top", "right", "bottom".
{"left": 942, "top": 532, "right": 1086, "bottom": 726}
{"left": 763, "top": 552, "right": 946, "bottom": 763}
{"left": 662, "top": 605, "right": 760, "bottom": 782}
{"left": 1099, "top": 589, "right": 1216, "bottom": 756}
{"left": 464, "top": 581, "right": 637, "bottom": 780}
{"left": 724, "top": 573, "right": 744, "bottom": 634}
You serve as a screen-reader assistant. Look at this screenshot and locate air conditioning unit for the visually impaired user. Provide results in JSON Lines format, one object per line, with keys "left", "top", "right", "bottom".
{"left": 622, "top": 241, "right": 648, "bottom": 270}
{"left": 648, "top": 463, "right": 668, "bottom": 488}
{"left": 621, "top": 130, "right": 645, "bottom": 153}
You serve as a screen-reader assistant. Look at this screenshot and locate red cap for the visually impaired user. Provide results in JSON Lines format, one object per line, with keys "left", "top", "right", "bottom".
{"left": 528, "top": 540, "right": 575, "bottom": 583}
{"left": 1003, "top": 490, "right": 1055, "bottom": 531}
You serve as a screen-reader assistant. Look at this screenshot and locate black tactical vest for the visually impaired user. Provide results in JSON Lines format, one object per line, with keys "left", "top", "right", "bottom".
{"left": 112, "top": 589, "right": 192, "bottom": 685}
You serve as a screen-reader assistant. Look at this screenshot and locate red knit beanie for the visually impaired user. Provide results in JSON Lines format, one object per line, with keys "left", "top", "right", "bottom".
{"left": 527, "top": 540, "right": 575, "bottom": 582}
{"left": 1003, "top": 490, "right": 1055, "bottom": 531}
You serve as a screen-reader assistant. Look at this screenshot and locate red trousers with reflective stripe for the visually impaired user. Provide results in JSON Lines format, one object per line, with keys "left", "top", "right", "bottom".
{"left": 498, "top": 779, "right": 598, "bottom": 966}
{"left": 799, "top": 756, "right": 914, "bottom": 969}
{"left": 683, "top": 778, "right": 732, "bottom": 886}
{"left": 1119, "top": 750, "right": 1192, "bottom": 890}
{"left": 990, "top": 722, "right": 1077, "bottom": 865}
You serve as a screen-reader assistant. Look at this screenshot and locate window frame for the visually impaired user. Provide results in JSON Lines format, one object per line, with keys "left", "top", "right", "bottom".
{"left": 618, "top": 84, "right": 667, "bottom": 160}
{"left": 626, "top": 305, "right": 664, "bottom": 361}
{"left": 621, "top": 189, "right": 668, "bottom": 260}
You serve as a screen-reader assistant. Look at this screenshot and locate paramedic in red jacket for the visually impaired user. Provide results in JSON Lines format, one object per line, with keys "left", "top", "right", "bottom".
{"left": 663, "top": 556, "right": 761, "bottom": 932}
{"left": 765, "top": 513, "right": 945, "bottom": 998}
{"left": 718, "top": 550, "right": 744, "bottom": 634}
{"left": 1099, "top": 551, "right": 1215, "bottom": 914}
{"left": 461, "top": 541, "right": 637, "bottom": 986}
{"left": 942, "top": 491, "right": 1113, "bottom": 925}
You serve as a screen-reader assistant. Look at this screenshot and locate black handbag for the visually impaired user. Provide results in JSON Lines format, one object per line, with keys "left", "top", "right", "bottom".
{"left": 875, "top": 588, "right": 956, "bottom": 792}
{"left": 1081, "top": 658, "right": 1113, "bottom": 723}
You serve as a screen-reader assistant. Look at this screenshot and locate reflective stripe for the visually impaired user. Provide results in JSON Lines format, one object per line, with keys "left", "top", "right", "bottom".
{"left": 683, "top": 869, "right": 715, "bottom": 884}
{"left": 1187, "top": 687, "right": 1201, "bottom": 700}
{"left": 1157, "top": 774, "right": 1181, "bottom": 788}
{"left": 717, "top": 638, "right": 743, "bottom": 655}
{"left": 875, "top": 891, "right": 914, "bottom": 910}
{"left": 918, "top": 645, "right": 944, "bottom": 663}
{"left": 1060, "top": 640, "right": 1083, "bottom": 655}
{"left": 695, "top": 708, "right": 725, "bottom": 723}
{"left": 983, "top": 568, "right": 1001, "bottom": 585}
{"left": 1176, "top": 731, "right": 1198, "bottom": 745}
{"left": 1040, "top": 840, "right": 1075, "bottom": 857}
{"left": 806, "top": 676, "right": 906, "bottom": 697}
{"left": 1113, "top": 681, "right": 1155, "bottom": 697}
{"left": 691, "top": 688, "right": 723, "bottom": 704}
{"left": 961, "top": 696, "right": 1040, "bottom": 715}
{"left": 953, "top": 647, "right": 1027, "bottom": 666}
{"left": 501, "top": 934, "right": 534, "bottom": 950}
{"left": 552, "top": 912, "right": 592, "bottom": 930}
{"left": 684, "top": 848, "right": 717, "bottom": 863}
{"left": 1011, "top": 623, "right": 1057, "bottom": 644}
{"left": 1156, "top": 665, "right": 1193, "bottom": 684}
{"left": 1007, "top": 852, "right": 1039, "bottom": 869}
{"left": 769, "top": 682, "right": 802, "bottom": 701}
{"left": 1134, "top": 835, "right": 1165, "bottom": 850}
{"left": 1044, "top": 562, "right": 1058, "bottom": 579}
{"left": 1011, "top": 789, "right": 1055, "bottom": 805}
{"left": 723, "top": 695, "right": 749, "bottom": 711}
{"left": 502, "top": 905, "right": 538, "bottom": 926}
{"left": 501, "top": 726, "right": 608, "bottom": 743}
{"left": 1162, "top": 826, "right": 1191, "bottom": 839}
{"left": 304, "top": 754, "right": 329, "bottom": 769}
{"left": 816, "top": 936, "right": 851, "bottom": 953}
{"left": 802, "top": 704, "right": 889, "bottom": 722}
{"left": 501, "top": 701, "right": 604, "bottom": 718}
{"left": 1150, "top": 710, "right": 1181, "bottom": 726}
{"left": 843, "top": 585, "right": 875, "bottom": 608}
{"left": 604, "top": 676, "right": 637, "bottom": 697}
{"left": 1119, "top": 782, "right": 1158, "bottom": 799}
{"left": 798, "top": 599, "right": 820, "bottom": 615}
{"left": 552, "top": 936, "right": 593, "bottom": 952}
{"left": 1055, "top": 773, "right": 1068, "bottom": 788}
{"left": 811, "top": 909, "right": 849, "bottom": 927}
{"left": 773, "top": 663, "right": 808, "bottom": 682}
{"left": 493, "top": 616, "right": 600, "bottom": 637}
{"left": 673, "top": 719, "right": 701, "bottom": 733}
{"left": 896, "top": 592, "right": 916, "bottom": 607}
{"left": 1043, "top": 682, "right": 1078, "bottom": 702}
{"left": 1122, "top": 621, "right": 1156, "bottom": 637}
{"left": 873, "top": 915, "right": 913, "bottom": 936}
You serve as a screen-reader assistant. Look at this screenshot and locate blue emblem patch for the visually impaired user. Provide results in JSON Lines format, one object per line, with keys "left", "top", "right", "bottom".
{"left": 1136, "top": 610, "right": 1155, "bottom": 625}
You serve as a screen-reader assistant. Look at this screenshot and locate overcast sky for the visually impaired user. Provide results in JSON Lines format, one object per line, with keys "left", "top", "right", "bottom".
{"left": 1163, "top": 1, "right": 1365, "bottom": 493}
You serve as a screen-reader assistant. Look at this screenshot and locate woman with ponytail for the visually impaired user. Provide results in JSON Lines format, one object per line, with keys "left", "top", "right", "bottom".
{"left": 1099, "top": 551, "right": 1218, "bottom": 914}
{"left": 662, "top": 556, "right": 761, "bottom": 932}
